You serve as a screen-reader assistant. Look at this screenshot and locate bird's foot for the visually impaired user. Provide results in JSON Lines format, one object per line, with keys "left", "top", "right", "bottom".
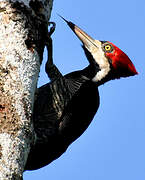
{"left": 45, "top": 21, "right": 62, "bottom": 80}
{"left": 45, "top": 22, "right": 56, "bottom": 47}
{"left": 48, "top": 22, "right": 56, "bottom": 37}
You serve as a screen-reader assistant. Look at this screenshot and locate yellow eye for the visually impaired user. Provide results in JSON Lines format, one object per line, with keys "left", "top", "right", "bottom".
{"left": 104, "top": 44, "right": 112, "bottom": 52}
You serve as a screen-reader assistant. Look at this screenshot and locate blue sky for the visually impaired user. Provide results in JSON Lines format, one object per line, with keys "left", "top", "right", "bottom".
{"left": 24, "top": 0, "right": 145, "bottom": 179}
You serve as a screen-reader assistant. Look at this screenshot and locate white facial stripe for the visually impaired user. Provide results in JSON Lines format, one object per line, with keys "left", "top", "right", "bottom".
{"left": 85, "top": 40, "right": 111, "bottom": 82}
{"left": 92, "top": 65, "right": 110, "bottom": 82}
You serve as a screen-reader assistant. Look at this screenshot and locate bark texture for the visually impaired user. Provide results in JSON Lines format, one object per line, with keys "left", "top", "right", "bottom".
{"left": 0, "top": 0, "right": 53, "bottom": 179}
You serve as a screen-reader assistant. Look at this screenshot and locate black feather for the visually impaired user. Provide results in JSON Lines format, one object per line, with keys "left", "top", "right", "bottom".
{"left": 25, "top": 70, "right": 100, "bottom": 170}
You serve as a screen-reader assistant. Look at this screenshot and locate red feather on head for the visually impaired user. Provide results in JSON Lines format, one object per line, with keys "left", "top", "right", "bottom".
{"left": 105, "top": 42, "right": 138, "bottom": 77}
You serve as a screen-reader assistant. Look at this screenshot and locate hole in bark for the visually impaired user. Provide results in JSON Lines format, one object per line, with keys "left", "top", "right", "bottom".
{"left": 25, "top": 39, "right": 35, "bottom": 52}
{"left": 0, "top": 145, "right": 2, "bottom": 158}
{"left": 0, "top": 105, "right": 5, "bottom": 112}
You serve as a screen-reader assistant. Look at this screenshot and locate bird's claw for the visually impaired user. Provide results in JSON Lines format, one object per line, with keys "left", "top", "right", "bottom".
{"left": 45, "top": 22, "right": 55, "bottom": 46}
{"left": 48, "top": 22, "right": 56, "bottom": 37}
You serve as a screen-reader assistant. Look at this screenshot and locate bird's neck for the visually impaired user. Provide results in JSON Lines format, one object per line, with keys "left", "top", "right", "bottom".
{"left": 81, "top": 64, "right": 100, "bottom": 80}
{"left": 81, "top": 64, "right": 115, "bottom": 86}
{"left": 65, "top": 64, "right": 114, "bottom": 87}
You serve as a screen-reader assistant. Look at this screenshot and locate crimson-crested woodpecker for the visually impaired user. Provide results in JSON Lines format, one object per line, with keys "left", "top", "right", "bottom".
{"left": 25, "top": 18, "right": 138, "bottom": 170}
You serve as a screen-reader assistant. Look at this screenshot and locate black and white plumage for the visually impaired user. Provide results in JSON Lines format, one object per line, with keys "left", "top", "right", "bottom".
{"left": 25, "top": 19, "right": 137, "bottom": 170}
{"left": 25, "top": 48, "right": 100, "bottom": 170}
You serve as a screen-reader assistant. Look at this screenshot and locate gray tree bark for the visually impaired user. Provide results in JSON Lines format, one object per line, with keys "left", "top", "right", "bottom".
{"left": 0, "top": 0, "right": 53, "bottom": 179}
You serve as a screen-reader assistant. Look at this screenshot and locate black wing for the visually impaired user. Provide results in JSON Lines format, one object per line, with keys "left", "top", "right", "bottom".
{"left": 58, "top": 80, "right": 100, "bottom": 146}
{"left": 25, "top": 74, "right": 87, "bottom": 170}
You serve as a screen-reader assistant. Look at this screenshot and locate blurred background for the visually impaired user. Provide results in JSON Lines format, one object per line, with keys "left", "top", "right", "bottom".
{"left": 24, "top": 0, "right": 145, "bottom": 179}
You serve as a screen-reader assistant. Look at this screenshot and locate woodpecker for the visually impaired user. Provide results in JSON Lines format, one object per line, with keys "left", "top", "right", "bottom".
{"left": 25, "top": 18, "right": 138, "bottom": 170}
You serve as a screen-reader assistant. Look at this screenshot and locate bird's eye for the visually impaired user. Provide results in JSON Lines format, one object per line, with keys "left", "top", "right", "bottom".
{"left": 103, "top": 44, "right": 114, "bottom": 53}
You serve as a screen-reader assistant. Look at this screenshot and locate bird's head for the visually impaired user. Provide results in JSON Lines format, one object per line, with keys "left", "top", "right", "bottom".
{"left": 59, "top": 16, "right": 138, "bottom": 83}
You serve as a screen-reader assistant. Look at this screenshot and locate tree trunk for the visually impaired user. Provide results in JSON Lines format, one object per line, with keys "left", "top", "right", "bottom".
{"left": 0, "top": 0, "right": 53, "bottom": 179}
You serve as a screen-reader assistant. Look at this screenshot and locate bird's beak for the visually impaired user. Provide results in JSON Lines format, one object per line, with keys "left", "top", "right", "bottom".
{"left": 59, "top": 15, "right": 101, "bottom": 53}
